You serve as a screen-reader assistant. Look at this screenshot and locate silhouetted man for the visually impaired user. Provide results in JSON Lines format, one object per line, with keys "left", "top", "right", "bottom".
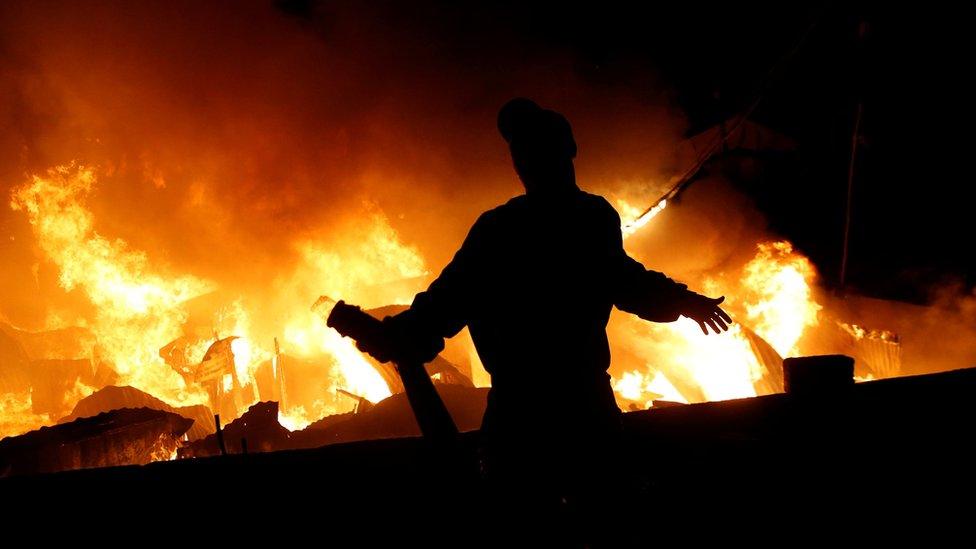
{"left": 365, "top": 98, "right": 731, "bottom": 543}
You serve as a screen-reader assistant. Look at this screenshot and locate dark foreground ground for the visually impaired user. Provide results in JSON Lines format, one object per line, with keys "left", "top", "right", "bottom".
{"left": 2, "top": 368, "right": 973, "bottom": 543}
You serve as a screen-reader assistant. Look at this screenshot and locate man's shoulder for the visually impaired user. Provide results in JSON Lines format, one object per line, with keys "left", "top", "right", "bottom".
{"left": 476, "top": 195, "right": 530, "bottom": 224}
{"left": 489, "top": 191, "right": 616, "bottom": 212}
{"left": 475, "top": 191, "right": 619, "bottom": 227}
{"left": 577, "top": 191, "right": 618, "bottom": 215}
{"left": 572, "top": 191, "right": 621, "bottom": 229}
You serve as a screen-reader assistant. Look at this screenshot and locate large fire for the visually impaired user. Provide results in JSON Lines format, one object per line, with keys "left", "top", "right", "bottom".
{"left": 4, "top": 163, "right": 824, "bottom": 445}
{"left": 10, "top": 165, "right": 212, "bottom": 407}
{"left": 610, "top": 206, "right": 823, "bottom": 409}
{"left": 4, "top": 164, "right": 426, "bottom": 436}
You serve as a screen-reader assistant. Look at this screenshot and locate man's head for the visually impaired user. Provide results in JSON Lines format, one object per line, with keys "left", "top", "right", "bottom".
{"left": 497, "top": 98, "right": 577, "bottom": 194}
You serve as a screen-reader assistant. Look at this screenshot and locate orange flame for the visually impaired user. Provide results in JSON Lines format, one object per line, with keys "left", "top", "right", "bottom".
{"left": 619, "top": 198, "right": 667, "bottom": 238}
{"left": 272, "top": 206, "right": 427, "bottom": 425}
{"left": 10, "top": 165, "right": 212, "bottom": 408}
{"left": 612, "top": 240, "right": 822, "bottom": 408}
{"left": 5, "top": 165, "right": 427, "bottom": 439}
{"left": 0, "top": 393, "right": 51, "bottom": 440}
{"left": 741, "top": 241, "right": 821, "bottom": 357}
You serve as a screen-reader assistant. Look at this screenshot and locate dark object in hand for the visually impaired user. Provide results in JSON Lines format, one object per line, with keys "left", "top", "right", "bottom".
{"left": 327, "top": 300, "right": 459, "bottom": 442}
{"left": 326, "top": 300, "right": 388, "bottom": 357}
{"left": 327, "top": 301, "right": 444, "bottom": 364}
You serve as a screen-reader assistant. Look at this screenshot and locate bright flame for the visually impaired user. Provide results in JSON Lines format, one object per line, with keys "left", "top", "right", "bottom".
{"left": 0, "top": 392, "right": 51, "bottom": 440}
{"left": 620, "top": 199, "right": 667, "bottom": 238}
{"left": 278, "top": 406, "right": 314, "bottom": 432}
{"left": 220, "top": 301, "right": 270, "bottom": 387}
{"left": 662, "top": 320, "right": 763, "bottom": 401}
{"left": 285, "top": 318, "right": 392, "bottom": 403}
{"left": 6, "top": 165, "right": 429, "bottom": 438}
{"left": 279, "top": 207, "right": 427, "bottom": 411}
{"left": 612, "top": 370, "right": 688, "bottom": 409}
{"left": 741, "top": 241, "right": 821, "bottom": 357}
{"left": 612, "top": 240, "right": 822, "bottom": 405}
{"left": 10, "top": 165, "right": 211, "bottom": 407}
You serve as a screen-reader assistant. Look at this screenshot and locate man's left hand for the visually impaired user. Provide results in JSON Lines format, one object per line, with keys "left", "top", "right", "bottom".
{"left": 682, "top": 294, "right": 733, "bottom": 335}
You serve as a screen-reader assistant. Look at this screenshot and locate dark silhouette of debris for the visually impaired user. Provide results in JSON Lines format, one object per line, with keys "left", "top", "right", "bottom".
{"left": 179, "top": 401, "right": 290, "bottom": 458}
{"left": 59, "top": 385, "right": 216, "bottom": 441}
{"left": 0, "top": 407, "right": 192, "bottom": 476}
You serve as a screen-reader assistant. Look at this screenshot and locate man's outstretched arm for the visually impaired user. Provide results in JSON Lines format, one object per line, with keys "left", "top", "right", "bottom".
{"left": 606, "top": 207, "right": 731, "bottom": 335}
{"left": 358, "top": 215, "right": 488, "bottom": 364}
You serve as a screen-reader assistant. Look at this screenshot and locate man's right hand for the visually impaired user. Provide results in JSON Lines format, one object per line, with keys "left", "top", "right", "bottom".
{"left": 355, "top": 316, "right": 445, "bottom": 365}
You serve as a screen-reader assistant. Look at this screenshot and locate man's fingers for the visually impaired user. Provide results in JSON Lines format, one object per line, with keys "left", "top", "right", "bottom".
{"left": 690, "top": 300, "right": 734, "bottom": 335}
{"left": 705, "top": 318, "right": 721, "bottom": 334}
{"left": 703, "top": 318, "right": 715, "bottom": 334}
{"left": 693, "top": 313, "right": 730, "bottom": 335}
{"left": 716, "top": 307, "right": 733, "bottom": 324}
{"left": 712, "top": 316, "right": 728, "bottom": 332}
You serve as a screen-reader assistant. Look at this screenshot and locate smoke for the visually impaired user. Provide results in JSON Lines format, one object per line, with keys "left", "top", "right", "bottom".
{"left": 907, "top": 284, "right": 976, "bottom": 373}
{"left": 621, "top": 176, "right": 771, "bottom": 282}
{"left": 1, "top": 0, "right": 693, "bottom": 328}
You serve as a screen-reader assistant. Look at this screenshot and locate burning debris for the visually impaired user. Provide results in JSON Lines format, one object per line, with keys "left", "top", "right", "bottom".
{"left": 61, "top": 385, "right": 215, "bottom": 441}
{"left": 1, "top": 321, "right": 117, "bottom": 421}
{"left": 180, "top": 401, "right": 290, "bottom": 458}
{"left": 0, "top": 380, "right": 488, "bottom": 475}
{"left": 0, "top": 407, "right": 191, "bottom": 477}
{"left": 288, "top": 384, "right": 489, "bottom": 449}
{"left": 178, "top": 383, "right": 489, "bottom": 459}
{"left": 7, "top": 166, "right": 213, "bottom": 422}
